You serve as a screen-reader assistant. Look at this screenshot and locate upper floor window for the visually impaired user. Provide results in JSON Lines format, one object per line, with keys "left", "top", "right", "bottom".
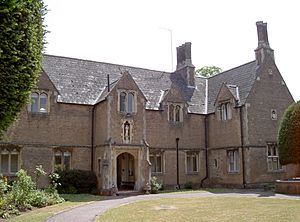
{"left": 218, "top": 102, "right": 231, "bottom": 121}
{"left": 119, "top": 91, "right": 136, "bottom": 114}
{"left": 28, "top": 92, "right": 49, "bottom": 113}
{"left": 168, "top": 103, "right": 183, "bottom": 122}
{"left": 228, "top": 149, "right": 239, "bottom": 173}
{"left": 0, "top": 149, "right": 19, "bottom": 175}
{"left": 267, "top": 143, "right": 282, "bottom": 171}
{"left": 54, "top": 150, "right": 71, "bottom": 171}
{"left": 186, "top": 152, "right": 199, "bottom": 173}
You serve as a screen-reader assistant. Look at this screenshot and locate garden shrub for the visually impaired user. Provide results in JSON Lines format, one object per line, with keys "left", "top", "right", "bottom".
{"left": 56, "top": 169, "right": 97, "bottom": 194}
{"left": 184, "top": 181, "right": 193, "bottom": 189}
{"left": 0, "top": 167, "right": 63, "bottom": 219}
{"left": 150, "top": 176, "right": 163, "bottom": 194}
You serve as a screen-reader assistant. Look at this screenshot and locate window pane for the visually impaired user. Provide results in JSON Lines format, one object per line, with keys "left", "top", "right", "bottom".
{"left": 120, "top": 92, "right": 126, "bottom": 112}
{"left": 127, "top": 93, "right": 134, "bottom": 113}
{"left": 64, "top": 155, "right": 70, "bottom": 170}
{"left": 175, "top": 105, "right": 181, "bottom": 122}
{"left": 1, "top": 154, "right": 9, "bottom": 173}
{"left": 150, "top": 156, "right": 155, "bottom": 172}
{"left": 192, "top": 155, "right": 197, "bottom": 172}
{"left": 156, "top": 156, "right": 162, "bottom": 173}
{"left": 98, "top": 159, "right": 101, "bottom": 176}
{"left": 187, "top": 156, "right": 191, "bottom": 172}
{"left": 64, "top": 152, "right": 71, "bottom": 170}
{"left": 10, "top": 154, "right": 18, "bottom": 173}
{"left": 40, "top": 93, "right": 47, "bottom": 112}
{"left": 169, "top": 104, "right": 174, "bottom": 121}
{"left": 54, "top": 153, "right": 62, "bottom": 171}
{"left": 31, "top": 93, "right": 39, "bottom": 112}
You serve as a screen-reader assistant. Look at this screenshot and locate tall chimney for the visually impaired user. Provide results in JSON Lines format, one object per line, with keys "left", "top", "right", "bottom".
{"left": 255, "top": 21, "right": 274, "bottom": 65}
{"left": 175, "top": 42, "right": 195, "bottom": 86}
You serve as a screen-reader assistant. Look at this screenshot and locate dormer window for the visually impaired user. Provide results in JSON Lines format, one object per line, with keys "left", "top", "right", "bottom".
{"left": 28, "top": 91, "right": 49, "bottom": 113}
{"left": 119, "top": 91, "right": 136, "bottom": 114}
{"left": 168, "top": 103, "right": 183, "bottom": 122}
{"left": 218, "top": 102, "right": 231, "bottom": 121}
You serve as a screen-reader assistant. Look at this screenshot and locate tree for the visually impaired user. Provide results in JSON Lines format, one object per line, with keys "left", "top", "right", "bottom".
{"left": 195, "top": 66, "right": 222, "bottom": 77}
{"left": 0, "top": 0, "right": 46, "bottom": 136}
{"left": 278, "top": 101, "right": 300, "bottom": 165}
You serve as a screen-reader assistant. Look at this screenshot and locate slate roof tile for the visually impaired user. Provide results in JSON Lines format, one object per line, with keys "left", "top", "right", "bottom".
{"left": 42, "top": 55, "right": 258, "bottom": 115}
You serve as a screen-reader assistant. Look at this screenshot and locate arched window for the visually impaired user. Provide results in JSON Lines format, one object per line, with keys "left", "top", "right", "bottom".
{"left": 119, "top": 91, "right": 136, "bottom": 114}
{"left": 31, "top": 92, "right": 39, "bottom": 112}
{"left": 127, "top": 93, "right": 134, "bottom": 113}
{"left": 120, "top": 92, "right": 126, "bottom": 113}
{"left": 169, "top": 104, "right": 174, "bottom": 121}
{"left": 29, "top": 92, "right": 49, "bottom": 113}
{"left": 175, "top": 105, "right": 181, "bottom": 122}
{"left": 39, "top": 93, "right": 48, "bottom": 112}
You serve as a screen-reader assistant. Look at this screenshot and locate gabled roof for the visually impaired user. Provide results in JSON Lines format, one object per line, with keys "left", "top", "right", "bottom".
{"left": 42, "top": 55, "right": 172, "bottom": 109}
{"left": 207, "top": 61, "right": 257, "bottom": 113}
{"left": 42, "top": 55, "right": 258, "bottom": 114}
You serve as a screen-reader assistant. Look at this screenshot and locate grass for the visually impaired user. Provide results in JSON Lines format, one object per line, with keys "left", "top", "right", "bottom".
{"left": 97, "top": 197, "right": 300, "bottom": 222}
{"left": 7, "top": 194, "right": 103, "bottom": 222}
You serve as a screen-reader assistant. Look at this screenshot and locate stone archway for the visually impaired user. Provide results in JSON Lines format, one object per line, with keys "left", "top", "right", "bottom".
{"left": 117, "top": 152, "right": 135, "bottom": 190}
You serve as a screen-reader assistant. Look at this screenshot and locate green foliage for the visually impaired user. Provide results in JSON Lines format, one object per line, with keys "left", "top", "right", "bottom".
{"left": 195, "top": 66, "right": 222, "bottom": 77}
{"left": 278, "top": 101, "right": 300, "bottom": 165}
{"left": 56, "top": 170, "right": 97, "bottom": 194}
{"left": 0, "top": 0, "right": 47, "bottom": 136}
{"left": 184, "top": 181, "right": 193, "bottom": 189}
{"left": 0, "top": 168, "right": 63, "bottom": 219}
{"left": 150, "top": 176, "right": 163, "bottom": 194}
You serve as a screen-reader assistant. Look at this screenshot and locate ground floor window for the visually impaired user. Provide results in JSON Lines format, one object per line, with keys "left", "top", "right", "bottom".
{"left": 267, "top": 143, "right": 282, "bottom": 171}
{"left": 186, "top": 152, "right": 199, "bottom": 173}
{"left": 54, "top": 150, "right": 71, "bottom": 171}
{"left": 150, "top": 153, "right": 163, "bottom": 173}
{"left": 228, "top": 149, "right": 239, "bottom": 173}
{"left": 0, "top": 149, "right": 19, "bottom": 175}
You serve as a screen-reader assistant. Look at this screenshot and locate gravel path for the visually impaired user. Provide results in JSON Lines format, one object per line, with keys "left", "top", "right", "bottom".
{"left": 46, "top": 189, "right": 300, "bottom": 222}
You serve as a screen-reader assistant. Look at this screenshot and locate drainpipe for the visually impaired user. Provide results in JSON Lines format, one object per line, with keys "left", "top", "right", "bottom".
{"left": 239, "top": 105, "right": 246, "bottom": 188}
{"left": 176, "top": 138, "right": 180, "bottom": 190}
{"left": 91, "top": 106, "right": 95, "bottom": 171}
{"left": 200, "top": 115, "right": 209, "bottom": 187}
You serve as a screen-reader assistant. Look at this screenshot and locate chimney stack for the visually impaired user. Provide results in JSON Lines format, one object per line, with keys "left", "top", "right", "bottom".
{"left": 255, "top": 21, "right": 274, "bottom": 65}
{"left": 175, "top": 42, "right": 195, "bottom": 86}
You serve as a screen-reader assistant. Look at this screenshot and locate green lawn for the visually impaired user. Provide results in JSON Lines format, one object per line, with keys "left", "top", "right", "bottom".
{"left": 97, "top": 197, "right": 300, "bottom": 222}
{"left": 7, "top": 194, "right": 103, "bottom": 222}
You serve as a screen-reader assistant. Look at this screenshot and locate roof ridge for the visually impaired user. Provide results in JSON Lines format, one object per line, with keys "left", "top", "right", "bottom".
{"left": 43, "top": 54, "right": 171, "bottom": 75}
{"left": 208, "top": 60, "right": 256, "bottom": 79}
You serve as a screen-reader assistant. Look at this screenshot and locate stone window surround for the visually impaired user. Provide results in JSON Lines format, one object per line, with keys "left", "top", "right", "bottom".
{"left": 0, "top": 147, "right": 20, "bottom": 176}
{"left": 168, "top": 102, "right": 184, "bottom": 123}
{"left": 53, "top": 148, "right": 72, "bottom": 171}
{"left": 266, "top": 142, "right": 284, "bottom": 172}
{"left": 117, "top": 90, "right": 137, "bottom": 115}
{"left": 185, "top": 151, "right": 199, "bottom": 174}
{"left": 27, "top": 90, "right": 51, "bottom": 113}
{"left": 227, "top": 149, "right": 240, "bottom": 173}
{"left": 150, "top": 152, "right": 164, "bottom": 174}
{"left": 218, "top": 101, "right": 232, "bottom": 121}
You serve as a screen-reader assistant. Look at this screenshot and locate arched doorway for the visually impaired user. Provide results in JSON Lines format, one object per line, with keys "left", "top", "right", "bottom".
{"left": 117, "top": 152, "right": 135, "bottom": 190}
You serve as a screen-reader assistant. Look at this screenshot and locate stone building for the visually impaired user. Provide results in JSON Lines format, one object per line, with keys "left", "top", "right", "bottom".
{"left": 1, "top": 21, "right": 298, "bottom": 192}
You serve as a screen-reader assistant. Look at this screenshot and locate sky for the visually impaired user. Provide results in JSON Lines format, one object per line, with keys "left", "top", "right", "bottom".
{"left": 43, "top": 0, "right": 300, "bottom": 101}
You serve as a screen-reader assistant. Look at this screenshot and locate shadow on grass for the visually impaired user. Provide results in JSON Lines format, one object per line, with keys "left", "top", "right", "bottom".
{"left": 158, "top": 187, "right": 277, "bottom": 197}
